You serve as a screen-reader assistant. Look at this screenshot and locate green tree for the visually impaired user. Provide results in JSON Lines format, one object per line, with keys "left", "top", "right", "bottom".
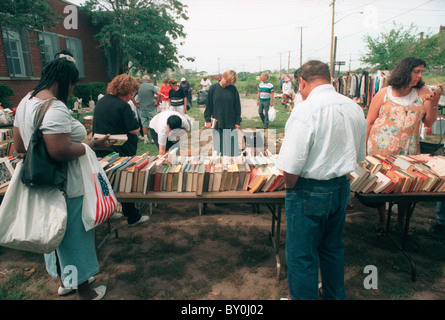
{"left": 361, "top": 23, "right": 419, "bottom": 70}
{"left": 411, "top": 32, "right": 445, "bottom": 68}
{"left": 0, "top": 0, "right": 60, "bottom": 30}
{"left": 361, "top": 23, "right": 445, "bottom": 71}
{"left": 81, "top": 0, "right": 191, "bottom": 75}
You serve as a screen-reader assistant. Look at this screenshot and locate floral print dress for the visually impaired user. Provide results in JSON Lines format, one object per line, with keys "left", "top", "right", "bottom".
{"left": 367, "top": 86, "right": 425, "bottom": 156}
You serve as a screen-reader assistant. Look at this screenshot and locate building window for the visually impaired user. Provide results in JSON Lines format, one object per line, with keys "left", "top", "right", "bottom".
{"left": 65, "top": 37, "right": 85, "bottom": 78}
{"left": 39, "top": 31, "right": 60, "bottom": 67}
{"left": 1, "top": 27, "right": 33, "bottom": 78}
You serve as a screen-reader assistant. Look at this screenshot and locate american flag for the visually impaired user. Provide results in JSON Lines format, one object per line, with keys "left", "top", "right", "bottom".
{"left": 93, "top": 172, "right": 116, "bottom": 225}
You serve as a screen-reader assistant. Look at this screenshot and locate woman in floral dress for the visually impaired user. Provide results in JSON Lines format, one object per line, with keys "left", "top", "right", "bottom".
{"left": 366, "top": 56, "right": 443, "bottom": 229}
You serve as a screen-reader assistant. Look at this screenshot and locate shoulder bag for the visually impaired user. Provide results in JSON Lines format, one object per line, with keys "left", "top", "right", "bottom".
{"left": 21, "top": 98, "right": 67, "bottom": 188}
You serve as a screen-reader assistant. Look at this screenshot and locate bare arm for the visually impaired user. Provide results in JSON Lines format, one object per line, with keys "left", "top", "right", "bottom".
{"left": 420, "top": 86, "right": 442, "bottom": 127}
{"left": 13, "top": 126, "right": 26, "bottom": 154}
{"left": 365, "top": 88, "right": 386, "bottom": 149}
{"left": 158, "top": 144, "right": 166, "bottom": 156}
{"left": 44, "top": 133, "right": 110, "bottom": 162}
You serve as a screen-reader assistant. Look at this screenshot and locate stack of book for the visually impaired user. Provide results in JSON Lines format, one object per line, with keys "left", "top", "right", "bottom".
{"left": 100, "top": 150, "right": 285, "bottom": 195}
{"left": 351, "top": 154, "right": 445, "bottom": 194}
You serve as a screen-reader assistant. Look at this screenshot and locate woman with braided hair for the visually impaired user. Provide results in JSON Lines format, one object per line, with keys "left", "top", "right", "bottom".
{"left": 13, "top": 50, "right": 110, "bottom": 300}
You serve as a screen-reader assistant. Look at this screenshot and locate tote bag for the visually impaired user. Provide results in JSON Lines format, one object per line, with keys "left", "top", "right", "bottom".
{"left": 0, "top": 161, "right": 67, "bottom": 254}
{"left": 79, "top": 143, "right": 117, "bottom": 231}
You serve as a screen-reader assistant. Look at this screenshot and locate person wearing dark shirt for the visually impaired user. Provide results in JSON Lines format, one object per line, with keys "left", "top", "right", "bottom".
{"left": 180, "top": 77, "right": 192, "bottom": 110}
{"left": 204, "top": 70, "right": 241, "bottom": 156}
{"left": 168, "top": 78, "right": 187, "bottom": 115}
{"left": 93, "top": 74, "right": 149, "bottom": 227}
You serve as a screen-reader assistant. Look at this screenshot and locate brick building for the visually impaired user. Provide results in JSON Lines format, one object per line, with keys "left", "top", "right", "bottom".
{"left": 0, "top": 0, "right": 110, "bottom": 107}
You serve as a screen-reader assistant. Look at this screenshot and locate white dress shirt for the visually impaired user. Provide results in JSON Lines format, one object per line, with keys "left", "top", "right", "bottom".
{"left": 276, "top": 84, "right": 366, "bottom": 180}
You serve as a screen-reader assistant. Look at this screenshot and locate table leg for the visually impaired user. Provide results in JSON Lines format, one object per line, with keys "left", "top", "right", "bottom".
{"left": 268, "top": 204, "right": 282, "bottom": 281}
{"left": 383, "top": 201, "right": 417, "bottom": 282}
{"left": 96, "top": 219, "right": 119, "bottom": 250}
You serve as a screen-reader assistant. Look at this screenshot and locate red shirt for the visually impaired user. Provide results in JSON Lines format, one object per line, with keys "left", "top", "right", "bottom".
{"left": 160, "top": 85, "right": 171, "bottom": 101}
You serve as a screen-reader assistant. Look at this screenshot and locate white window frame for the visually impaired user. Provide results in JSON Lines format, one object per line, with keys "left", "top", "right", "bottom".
{"left": 65, "top": 37, "right": 85, "bottom": 78}
{"left": 2, "top": 27, "right": 27, "bottom": 77}
{"left": 39, "top": 31, "right": 60, "bottom": 67}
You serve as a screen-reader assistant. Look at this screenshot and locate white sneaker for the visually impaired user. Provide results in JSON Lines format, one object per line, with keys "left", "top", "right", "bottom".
{"left": 58, "top": 276, "right": 96, "bottom": 296}
{"left": 92, "top": 285, "right": 107, "bottom": 300}
{"left": 128, "top": 215, "right": 149, "bottom": 227}
{"left": 144, "top": 139, "right": 149, "bottom": 144}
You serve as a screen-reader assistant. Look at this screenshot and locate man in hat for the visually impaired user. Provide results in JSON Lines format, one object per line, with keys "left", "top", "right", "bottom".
{"left": 180, "top": 77, "right": 192, "bottom": 110}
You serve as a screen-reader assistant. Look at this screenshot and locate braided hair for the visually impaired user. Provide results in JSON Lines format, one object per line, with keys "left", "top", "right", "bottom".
{"left": 30, "top": 50, "right": 79, "bottom": 104}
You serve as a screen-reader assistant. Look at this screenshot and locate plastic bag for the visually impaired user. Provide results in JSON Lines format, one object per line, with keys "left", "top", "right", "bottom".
{"left": 0, "top": 161, "right": 67, "bottom": 254}
{"left": 268, "top": 106, "right": 276, "bottom": 122}
{"left": 79, "top": 143, "right": 117, "bottom": 231}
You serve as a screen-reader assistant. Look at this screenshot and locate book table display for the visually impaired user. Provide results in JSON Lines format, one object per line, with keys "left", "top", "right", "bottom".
{"left": 103, "top": 152, "right": 287, "bottom": 279}
{"left": 351, "top": 153, "right": 445, "bottom": 282}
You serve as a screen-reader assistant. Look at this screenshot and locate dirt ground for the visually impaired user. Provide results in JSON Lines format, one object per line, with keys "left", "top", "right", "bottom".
{"left": 0, "top": 194, "right": 444, "bottom": 301}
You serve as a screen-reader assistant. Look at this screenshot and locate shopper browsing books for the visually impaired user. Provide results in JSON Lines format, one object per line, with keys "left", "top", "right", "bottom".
{"left": 366, "top": 56, "right": 443, "bottom": 230}
{"left": 13, "top": 51, "right": 110, "bottom": 300}
{"left": 204, "top": 70, "right": 242, "bottom": 156}
{"left": 275, "top": 60, "right": 366, "bottom": 300}
{"left": 149, "top": 110, "right": 191, "bottom": 156}
{"left": 93, "top": 74, "right": 149, "bottom": 227}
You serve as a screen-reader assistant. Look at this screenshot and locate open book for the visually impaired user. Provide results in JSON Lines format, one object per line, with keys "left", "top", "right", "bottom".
{"left": 93, "top": 133, "right": 128, "bottom": 146}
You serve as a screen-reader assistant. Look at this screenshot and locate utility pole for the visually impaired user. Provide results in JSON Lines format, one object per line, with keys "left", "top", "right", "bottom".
{"left": 287, "top": 51, "right": 290, "bottom": 75}
{"left": 299, "top": 26, "right": 304, "bottom": 67}
{"left": 329, "top": 0, "right": 336, "bottom": 79}
{"left": 257, "top": 56, "right": 262, "bottom": 75}
{"left": 278, "top": 52, "right": 282, "bottom": 79}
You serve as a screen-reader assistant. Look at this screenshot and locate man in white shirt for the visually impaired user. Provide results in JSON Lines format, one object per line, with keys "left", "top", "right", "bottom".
{"left": 149, "top": 110, "right": 191, "bottom": 155}
{"left": 200, "top": 76, "right": 212, "bottom": 91}
{"left": 276, "top": 60, "right": 366, "bottom": 300}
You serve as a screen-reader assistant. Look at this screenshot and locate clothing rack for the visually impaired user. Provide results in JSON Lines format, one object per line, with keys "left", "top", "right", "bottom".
{"left": 334, "top": 70, "right": 390, "bottom": 108}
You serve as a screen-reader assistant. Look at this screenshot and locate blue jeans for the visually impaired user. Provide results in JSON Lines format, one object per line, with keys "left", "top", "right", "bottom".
{"left": 285, "top": 176, "right": 350, "bottom": 300}
{"left": 258, "top": 99, "right": 270, "bottom": 127}
{"left": 435, "top": 202, "right": 445, "bottom": 225}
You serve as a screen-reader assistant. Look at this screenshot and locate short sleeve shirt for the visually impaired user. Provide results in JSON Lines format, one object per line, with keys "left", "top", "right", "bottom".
{"left": 276, "top": 85, "right": 366, "bottom": 180}
{"left": 258, "top": 81, "right": 274, "bottom": 100}
{"left": 14, "top": 93, "right": 86, "bottom": 198}
{"left": 93, "top": 94, "right": 140, "bottom": 157}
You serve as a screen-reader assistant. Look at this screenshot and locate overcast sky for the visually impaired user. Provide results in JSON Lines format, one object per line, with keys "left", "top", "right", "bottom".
{"left": 69, "top": 0, "right": 445, "bottom": 75}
